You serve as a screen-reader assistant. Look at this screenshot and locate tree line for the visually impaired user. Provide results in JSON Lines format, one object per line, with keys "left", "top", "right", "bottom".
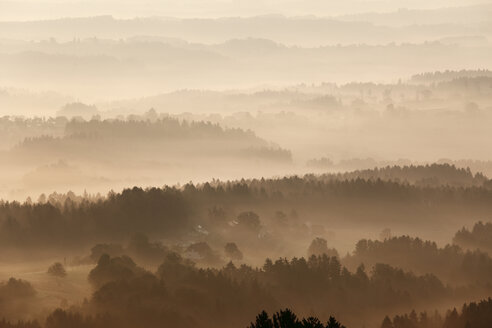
{"left": 2, "top": 165, "right": 492, "bottom": 250}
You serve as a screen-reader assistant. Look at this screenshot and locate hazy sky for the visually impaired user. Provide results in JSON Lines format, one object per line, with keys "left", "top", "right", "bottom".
{"left": 1, "top": 0, "right": 492, "bottom": 21}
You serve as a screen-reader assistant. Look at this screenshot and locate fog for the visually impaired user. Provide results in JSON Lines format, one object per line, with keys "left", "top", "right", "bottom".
{"left": 3, "top": 0, "right": 492, "bottom": 21}
{"left": 1, "top": 1, "right": 492, "bottom": 328}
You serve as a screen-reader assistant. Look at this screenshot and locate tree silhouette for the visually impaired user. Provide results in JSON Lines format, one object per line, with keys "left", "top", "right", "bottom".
{"left": 47, "top": 263, "right": 67, "bottom": 278}
{"left": 225, "top": 242, "right": 244, "bottom": 260}
{"left": 326, "top": 317, "right": 345, "bottom": 328}
{"left": 308, "top": 238, "right": 338, "bottom": 258}
{"left": 250, "top": 310, "right": 346, "bottom": 328}
{"left": 250, "top": 311, "right": 274, "bottom": 328}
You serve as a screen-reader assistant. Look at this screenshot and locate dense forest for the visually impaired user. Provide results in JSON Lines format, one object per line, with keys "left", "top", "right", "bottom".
{"left": 1, "top": 248, "right": 492, "bottom": 328}
{"left": 383, "top": 298, "right": 492, "bottom": 328}
{"left": 1, "top": 166, "right": 492, "bottom": 327}
{"left": 2, "top": 164, "right": 492, "bottom": 253}
{"left": 318, "top": 164, "right": 488, "bottom": 188}
{"left": 9, "top": 117, "right": 289, "bottom": 162}
{"left": 344, "top": 235, "right": 492, "bottom": 285}
{"left": 453, "top": 222, "right": 492, "bottom": 254}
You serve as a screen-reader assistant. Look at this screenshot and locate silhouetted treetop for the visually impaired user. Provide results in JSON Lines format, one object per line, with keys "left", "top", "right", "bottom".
{"left": 249, "top": 309, "right": 346, "bottom": 328}
{"left": 454, "top": 221, "right": 492, "bottom": 254}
